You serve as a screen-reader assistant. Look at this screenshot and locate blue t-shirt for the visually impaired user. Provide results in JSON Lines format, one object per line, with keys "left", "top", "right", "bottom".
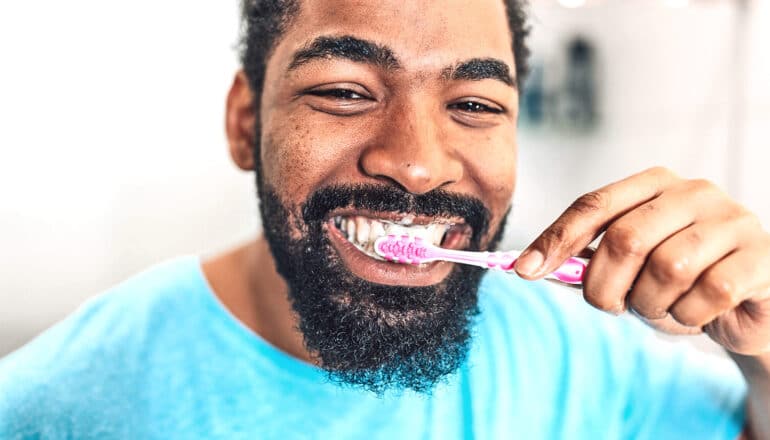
{"left": 0, "top": 256, "right": 746, "bottom": 439}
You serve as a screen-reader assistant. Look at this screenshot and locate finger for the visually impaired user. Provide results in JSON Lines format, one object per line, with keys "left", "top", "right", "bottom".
{"left": 630, "top": 311, "right": 703, "bottom": 335}
{"left": 703, "top": 298, "right": 770, "bottom": 354}
{"left": 514, "top": 166, "right": 680, "bottom": 279}
{"left": 627, "top": 218, "right": 744, "bottom": 319}
{"left": 581, "top": 190, "right": 698, "bottom": 314}
{"left": 669, "top": 246, "right": 770, "bottom": 328}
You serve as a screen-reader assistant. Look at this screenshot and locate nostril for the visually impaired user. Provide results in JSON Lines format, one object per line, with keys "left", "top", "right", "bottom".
{"left": 359, "top": 142, "right": 463, "bottom": 195}
{"left": 364, "top": 174, "right": 412, "bottom": 194}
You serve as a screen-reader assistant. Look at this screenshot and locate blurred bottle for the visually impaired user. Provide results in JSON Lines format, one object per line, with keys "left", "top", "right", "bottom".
{"left": 561, "top": 36, "right": 597, "bottom": 130}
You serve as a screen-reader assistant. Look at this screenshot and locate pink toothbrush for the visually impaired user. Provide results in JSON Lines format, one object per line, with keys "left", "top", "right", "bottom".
{"left": 374, "top": 234, "right": 588, "bottom": 287}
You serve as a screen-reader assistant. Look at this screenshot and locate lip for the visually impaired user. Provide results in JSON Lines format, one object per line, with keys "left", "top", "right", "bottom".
{"left": 325, "top": 219, "right": 456, "bottom": 286}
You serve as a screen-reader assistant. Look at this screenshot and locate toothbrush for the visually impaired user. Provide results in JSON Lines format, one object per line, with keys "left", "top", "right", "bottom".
{"left": 373, "top": 234, "right": 588, "bottom": 287}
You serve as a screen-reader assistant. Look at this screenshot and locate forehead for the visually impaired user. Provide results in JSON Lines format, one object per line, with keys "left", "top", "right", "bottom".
{"left": 274, "top": 0, "right": 515, "bottom": 73}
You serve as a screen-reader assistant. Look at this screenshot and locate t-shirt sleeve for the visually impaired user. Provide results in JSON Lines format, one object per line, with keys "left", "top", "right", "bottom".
{"left": 546, "top": 284, "right": 748, "bottom": 439}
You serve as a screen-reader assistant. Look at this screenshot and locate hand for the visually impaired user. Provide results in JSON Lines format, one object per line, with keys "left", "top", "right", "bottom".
{"left": 514, "top": 167, "right": 770, "bottom": 356}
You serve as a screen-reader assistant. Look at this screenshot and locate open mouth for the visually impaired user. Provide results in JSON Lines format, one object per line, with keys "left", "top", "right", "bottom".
{"left": 324, "top": 211, "right": 472, "bottom": 286}
{"left": 330, "top": 214, "right": 471, "bottom": 260}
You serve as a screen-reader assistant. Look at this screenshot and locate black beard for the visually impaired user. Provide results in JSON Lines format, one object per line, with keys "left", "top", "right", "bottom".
{"left": 258, "top": 183, "right": 506, "bottom": 394}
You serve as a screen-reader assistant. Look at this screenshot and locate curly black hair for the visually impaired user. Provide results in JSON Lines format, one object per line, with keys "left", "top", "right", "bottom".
{"left": 239, "top": 0, "right": 530, "bottom": 141}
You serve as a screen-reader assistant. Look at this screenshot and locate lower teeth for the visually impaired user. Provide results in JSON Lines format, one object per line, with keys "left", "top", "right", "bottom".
{"left": 351, "top": 241, "right": 386, "bottom": 260}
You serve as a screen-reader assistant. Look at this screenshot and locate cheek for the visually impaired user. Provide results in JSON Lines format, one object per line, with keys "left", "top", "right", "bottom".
{"left": 470, "top": 136, "right": 517, "bottom": 206}
{"left": 262, "top": 131, "right": 312, "bottom": 196}
{"left": 468, "top": 136, "right": 517, "bottom": 241}
{"left": 261, "top": 113, "right": 355, "bottom": 201}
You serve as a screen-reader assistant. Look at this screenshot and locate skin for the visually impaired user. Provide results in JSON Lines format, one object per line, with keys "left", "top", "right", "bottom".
{"left": 513, "top": 168, "right": 770, "bottom": 439}
{"left": 204, "top": 0, "right": 768, "bottom": 437}
{"left": 209, "top": 0, "right": 518, "bottom": 364}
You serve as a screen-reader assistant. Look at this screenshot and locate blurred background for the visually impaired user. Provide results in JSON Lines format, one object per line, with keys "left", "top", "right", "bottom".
{"left": 0, "top": 0, "right": 768, "bottom": 357}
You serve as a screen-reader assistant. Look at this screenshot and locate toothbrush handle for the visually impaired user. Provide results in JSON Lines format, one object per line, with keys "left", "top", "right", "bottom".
{"left": 543, "top": 257, "right": 589, "bottom": 285}
{"left": 486, "top": 252, "right": 588, "bottom": 286}
{"left": 484, "top": 251, "right": 519, "bottom": 271}
{"left": 426, "top": 245, "right": 589, "bottom": 286}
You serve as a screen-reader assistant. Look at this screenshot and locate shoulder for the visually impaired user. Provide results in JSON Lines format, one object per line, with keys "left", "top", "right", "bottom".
{"left": 0, "top": 256, "right": 207, "bottom": 434}
{"left": 0, "top": 255, "right": 206, "bottom": 370}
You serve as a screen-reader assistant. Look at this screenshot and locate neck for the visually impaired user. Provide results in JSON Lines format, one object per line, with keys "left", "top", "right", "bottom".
{"left": 201, "top": 236, "right": 315, "bottom": 364}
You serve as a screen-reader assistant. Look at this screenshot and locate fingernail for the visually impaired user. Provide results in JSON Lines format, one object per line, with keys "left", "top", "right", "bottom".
{"left": 516, "top": 249, "right": 545, "bottom": 277}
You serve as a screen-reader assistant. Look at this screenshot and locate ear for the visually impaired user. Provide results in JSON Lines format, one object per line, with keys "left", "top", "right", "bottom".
{"left": 226, "top": 70, "right": 257, "bottom": 171}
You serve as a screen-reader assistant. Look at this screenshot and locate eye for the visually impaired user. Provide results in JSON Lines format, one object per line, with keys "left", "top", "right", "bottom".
{"left": 307, "top": 88, "right": 367, "bottom": 100}
{"left": 449, "top": 101, "right": 504, "bottom": 114}
{"left": 301, "top": 84, "right": 376, "bottom": 117}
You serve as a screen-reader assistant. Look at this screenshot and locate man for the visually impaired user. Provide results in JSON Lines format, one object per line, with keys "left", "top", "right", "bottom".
{"left": 1, "top": 0, "right": 768, "bottom": 438}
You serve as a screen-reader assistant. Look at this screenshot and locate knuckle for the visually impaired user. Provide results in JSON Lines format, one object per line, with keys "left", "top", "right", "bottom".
{"left": 569, "top": 191, "right": 608, "bottom": 215}
{"left": 701, "top": 272, "right": 740, "bottom": 308}
{"left": 639, "top": 201, "right": 658, "bottom": 213}
{"left": 686, "top": 178, "right": 716, "bottom": 193}
{"left": 647, "top": 166, "right": 676, "bottom": 180}
{"left": 735, "top": 210, "right": 762, "bottom": 230}
{"left": 604, "top": 224, "right": 647, "bottom": 259}
{"left": 540, "top": 223, "right": 571, "bottom": 248}
{"left": 648, "top": 252, "right": 693, "bottom": 285}
{"left": 681, "top": 178, "right": 726, "bottom": 205}
{"left": 682, "top": 227, "right": 703, "bottom": 247}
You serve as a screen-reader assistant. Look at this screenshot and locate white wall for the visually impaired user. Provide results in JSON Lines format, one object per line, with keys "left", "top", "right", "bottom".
{"left": 1, "top": 0, "right": 768, "bottom": 356}
{"left": 739, "top": 0, "right": 770, "bottom": 227}
{"left": 0, "top": 1, "right": 257, "bottom": 354}
{"left": 506, "top": 0, "right": 770, "bottom": 250}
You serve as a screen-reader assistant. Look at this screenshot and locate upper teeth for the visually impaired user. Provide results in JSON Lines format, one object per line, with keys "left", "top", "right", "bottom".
{"left": 333, "top": 215, "right": 450, "bottom": 253}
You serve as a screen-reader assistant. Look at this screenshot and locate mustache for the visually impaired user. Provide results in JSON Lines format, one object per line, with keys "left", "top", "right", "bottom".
{"left": 301, "top": 184, "right": 491, "bottom": 247}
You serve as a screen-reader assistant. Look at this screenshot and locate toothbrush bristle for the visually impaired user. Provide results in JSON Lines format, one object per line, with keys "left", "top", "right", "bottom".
{"left": 374, "top": 234, "right": 430, "bottom": 265}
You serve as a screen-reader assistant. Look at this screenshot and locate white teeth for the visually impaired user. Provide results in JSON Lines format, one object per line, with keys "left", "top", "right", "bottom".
{"left": 432, "top": 225, "right": 441, "bottom": 244}
{"left": 370, "top": 220, "right": 385, "bottom": 244}
{"left": 333, "top": 215, "right": 454, "bottom": 256}
{"left": 356, "top": 217, "right": 370, "bottom": 245}
{"left": 427, "top": 224, "right": 439, "bottom": 244}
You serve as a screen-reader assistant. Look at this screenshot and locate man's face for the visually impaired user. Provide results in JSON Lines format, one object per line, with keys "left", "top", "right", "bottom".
{"left": 255, "top": 0, "right": 519, "bottom": 392}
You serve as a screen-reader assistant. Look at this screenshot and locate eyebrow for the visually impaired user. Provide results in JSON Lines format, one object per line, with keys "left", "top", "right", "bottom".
{"left": 288, "top": 35, "right": 401, "bottom": 71}
{"left": 288, "top": 35, "right": 516, "bottom": 89}
{"left": 443, "top": 58, "right": 516, "bottom": 88}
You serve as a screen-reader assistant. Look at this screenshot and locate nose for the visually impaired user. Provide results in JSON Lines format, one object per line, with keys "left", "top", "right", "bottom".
{"left": 359, "top": 100, "right": 463, "bottom": 195}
